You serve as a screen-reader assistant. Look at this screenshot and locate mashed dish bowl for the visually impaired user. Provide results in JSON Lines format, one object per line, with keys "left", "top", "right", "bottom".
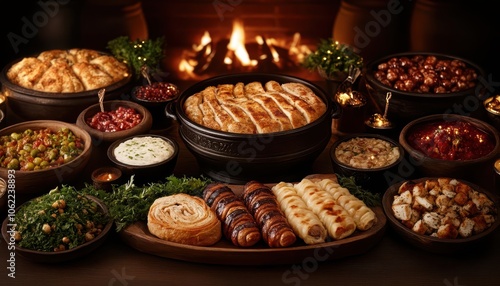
{"left": 330, "top": 133, "right": 405, "bottom": 192}
{"left": 107, "top": 134, "right": 179, "bottom": 184}
{"left": 76, "top": 100, "right": 153, "bottom": 146}
{"left": 399, "top": 114, "right": 500, "bottom": 182}
{"left": 363, "top": 52, "right": 486, "bottom": 125}
{"left": 0, "top": 120, "right": 92, "bottom": 195}
{"left": 382, "top": 177, "right": 500, "bottom": 253}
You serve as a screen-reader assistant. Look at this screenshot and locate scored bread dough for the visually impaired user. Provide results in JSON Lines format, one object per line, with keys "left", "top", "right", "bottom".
{"left": 183, "top": 80, "right": 326, "bottom": 134}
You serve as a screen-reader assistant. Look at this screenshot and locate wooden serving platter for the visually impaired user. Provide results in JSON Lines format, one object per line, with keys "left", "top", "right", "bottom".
{"left": 119, "top": 174, "right": 387, "bottom": 265}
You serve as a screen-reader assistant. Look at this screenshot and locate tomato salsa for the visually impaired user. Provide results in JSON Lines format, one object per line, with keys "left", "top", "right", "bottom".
{"left": 407, "top": 120, "right": 495, "bottom": 160}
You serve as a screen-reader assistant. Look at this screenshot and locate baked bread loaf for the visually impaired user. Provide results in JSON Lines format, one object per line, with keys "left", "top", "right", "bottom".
{"left": 147, "top": 194, "right": 222, "bottom": 246}
{"left": 183, "top": 80, "right": 327, "bottom": 134}
{"left": 6, "top": 48, "right": 130, "bottom": 93}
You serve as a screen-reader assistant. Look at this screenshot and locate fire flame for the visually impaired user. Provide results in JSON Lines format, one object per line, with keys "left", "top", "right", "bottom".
{"left": 225, "top": 19, "right": 257, "bottom": 67}
{"left": 178, "top": 18, "right": 312, "bottom": 78}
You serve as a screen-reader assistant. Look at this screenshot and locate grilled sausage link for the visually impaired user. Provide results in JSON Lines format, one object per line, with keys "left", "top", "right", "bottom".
{"left": 242, "top": 180, "right": 296, "bottom": 247}
{"left": 203, "top": 183, "right": 261, "bottom": 247}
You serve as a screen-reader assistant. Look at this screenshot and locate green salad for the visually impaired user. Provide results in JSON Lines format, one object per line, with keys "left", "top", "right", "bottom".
{"left": 13, "top": 186, "right": 109, "bottom": 252}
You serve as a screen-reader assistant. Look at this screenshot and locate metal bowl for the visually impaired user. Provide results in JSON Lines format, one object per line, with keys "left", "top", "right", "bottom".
{"left": 167, "top": 73, "right": 341, "bottom": 184}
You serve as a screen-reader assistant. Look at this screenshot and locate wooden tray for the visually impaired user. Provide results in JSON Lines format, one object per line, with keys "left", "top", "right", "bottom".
{"left": 119, "top": 174, "right": 387, "bottom": 265}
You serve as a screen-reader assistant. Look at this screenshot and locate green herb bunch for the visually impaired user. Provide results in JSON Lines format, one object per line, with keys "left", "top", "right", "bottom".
{"left": 302, "top": 38, "right": 363, "bottom": 80}
{"left": 83, "top": 175, "right": 212, "bottom": 232}
{"left": 107, "top": 36, "right": 165, "bottom": 79}
{"left": 336, "top": 174, "right": 380, "bottom": 207}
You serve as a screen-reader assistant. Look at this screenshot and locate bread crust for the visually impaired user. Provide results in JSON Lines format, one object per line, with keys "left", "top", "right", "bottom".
{"left": 183, "top": 81, "right": 326, "bottom": 134}
{"left": 6, "top": 49, "right": 129, "bottom": 93}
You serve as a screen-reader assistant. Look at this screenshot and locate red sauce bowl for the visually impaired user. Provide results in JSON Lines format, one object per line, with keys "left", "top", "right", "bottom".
{"left": 399, "top": 114, "right": 500, "bottom": 186}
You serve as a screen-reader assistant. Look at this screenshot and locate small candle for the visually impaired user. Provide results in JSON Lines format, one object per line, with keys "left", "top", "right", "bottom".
{"left": 92, "top": 167, "right": 122, "bottom": 191}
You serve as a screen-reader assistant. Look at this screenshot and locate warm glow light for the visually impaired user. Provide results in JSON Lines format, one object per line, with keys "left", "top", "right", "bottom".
{"left": 265, "top": 38, "right": 280, "bottom": 63}
{"left": 226, "top": 19, "right": 256, "bottom": 66}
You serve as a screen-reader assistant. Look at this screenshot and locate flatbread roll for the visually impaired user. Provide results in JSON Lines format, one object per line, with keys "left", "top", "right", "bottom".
{"left": 317, "top": 178, "right": 377, "bottom": 231}
{"left": 271, "top": 182, "right": 327, "bottom": 244}
{"left": 294, "top": 178, "right": 356, "bottom": 240}
{"left": 147, "top": 194, "right": 222, "bottom": 246}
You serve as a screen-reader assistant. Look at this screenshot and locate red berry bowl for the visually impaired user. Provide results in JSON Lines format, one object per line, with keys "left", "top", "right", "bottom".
{"left": 131, "top": 82, "right": 179, "bottom": 122}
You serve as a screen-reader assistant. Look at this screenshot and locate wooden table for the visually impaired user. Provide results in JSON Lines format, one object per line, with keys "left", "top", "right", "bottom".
{"left": 1, "top": 80, "right": 499, "bottom": 286}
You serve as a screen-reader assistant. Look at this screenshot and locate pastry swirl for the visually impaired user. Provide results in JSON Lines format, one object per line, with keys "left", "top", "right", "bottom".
{"left": 147, "top": 194, "right": 222, "bottom": 246}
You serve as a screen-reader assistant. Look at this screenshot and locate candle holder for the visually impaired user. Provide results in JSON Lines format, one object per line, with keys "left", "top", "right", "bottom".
{"left": 91, "top": 166, "right": 122, "bottom": 192}
{"left": 494, "top": 158, "right": 500, "bottom": 191}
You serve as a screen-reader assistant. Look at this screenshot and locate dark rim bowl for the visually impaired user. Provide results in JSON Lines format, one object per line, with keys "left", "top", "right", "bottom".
{"left": 330, "top": 133, "right": 405, "bottom": 192}
{"left": 0, "top": 51, "right": 132, "bottom": 122}
{"left": 363, "top": 52, "right": 487, "bottom": 125}
{"left": 399, "top": 114, "right": 500, "bottom": 179}
{"left": 76, "top": 100, "right": 153, "bottom": 144}
{"left": 0, "top": 120, "right": 93, "bottom": 195}
{"left": 382, "top": 177, "right": 500, "bottom": 254}
{"left": 1, "top": 195, "right": 113, "bottom": 263}
{"left": 107, "top": 134, "right": 179, "bottom": 183}
{"left": 166, "top": 72, "right": 340, "bottom": 183}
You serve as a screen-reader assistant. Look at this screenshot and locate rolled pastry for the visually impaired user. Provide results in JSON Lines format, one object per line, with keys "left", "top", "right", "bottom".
{"left": 317, "top": 178, "right": 377, "bottom": 231}
{"left": 243, "top": 181, "right": 297, "bottom": 248}
{"left": 294, "top": 178, "right": 356, "bottom": 240}
{"left": 147, "top": 193, "right": 222, "bottom": 246}
{"left": 203, "top": 183, "right": 261, "bottom": 247}
{"left": 271, "top": 182, "right": 327, "bottom": 244}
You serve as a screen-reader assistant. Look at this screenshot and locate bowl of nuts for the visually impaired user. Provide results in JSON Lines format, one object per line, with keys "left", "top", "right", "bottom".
{"left": 363, "top": 52, "right": 486, "bottom": 126}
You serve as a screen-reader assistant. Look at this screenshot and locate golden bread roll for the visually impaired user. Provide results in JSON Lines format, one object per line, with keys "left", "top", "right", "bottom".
{"left": 294, "top": 178, "right": 356, "bottom": 240}
{"left": 6, "top": 48, "right": 129, "bottom": 93}
{"left": 147, "top": 194, "right": 222, "bottom": 246}
{"left": 271, "top": 182, "right": 327, "bottom": 244}
{"left": 183, "top": 81, "right": 326, "bottom": 134}
{"left": 317, "top": 178, "right": 377, "bottom": 231}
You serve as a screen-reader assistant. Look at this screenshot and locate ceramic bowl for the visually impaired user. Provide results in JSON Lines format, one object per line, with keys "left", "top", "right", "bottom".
{"left": 75, "top": 100, "right": 153, "bottom": 146}
{"left": 382, "top": 177, "right": 500, "bottom": 254}
{"left": 1, "top": 195, "right": 112, "bottom": 263}
{"left": 399, "top": 114, "right": 500, "bottom": 182}
{"left": 363, "top": 52, "right": 486, "bottom": 126}
{"left": 130, "top": 82, "right": 179, "bottom": 116}
{"left": 0, "top": 120, "right": 93, "bottom": 196}
{"left": 330, "top": 133, "right": 405, "bottom": 192}
{"left": 107, "top": 134, "right": 179, "bottom": 184}
{"left": 168, "top": 73, "right": 341, "bottom": 184}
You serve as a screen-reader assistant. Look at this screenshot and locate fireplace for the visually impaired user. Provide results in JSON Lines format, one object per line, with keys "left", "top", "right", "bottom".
{"left": 140, "top": 0, "right": 339, "bottom": 81}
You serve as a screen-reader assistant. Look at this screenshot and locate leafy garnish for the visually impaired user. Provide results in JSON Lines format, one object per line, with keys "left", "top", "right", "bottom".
{"left": 82, "top": 175, "right": 212, "bottom": 232}
{"left": 107, "top": 36, "right": 165, "bottom": 79}
{"left": 336, "top": 174, "right": 381, "bottom": 207}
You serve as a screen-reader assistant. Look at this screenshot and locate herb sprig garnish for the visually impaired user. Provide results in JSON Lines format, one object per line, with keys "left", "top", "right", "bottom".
{"left": 82, "top": 175, "right": 212, "bottom": 232}
{"left": 336, "top": 174, "right": 381, "bottom": 207}
{"left": 107, "top": 36, "right": 165, "bottom": 79}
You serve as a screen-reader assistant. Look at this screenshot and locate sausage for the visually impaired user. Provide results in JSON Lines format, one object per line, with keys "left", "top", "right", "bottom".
{"left": 242, "top": 180, "right": 296, "bottom": 248}
{"left": 202, "top": 183, "right": 261, "bottom": 247}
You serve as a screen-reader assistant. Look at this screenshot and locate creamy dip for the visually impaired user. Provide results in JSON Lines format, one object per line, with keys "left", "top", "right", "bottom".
{"left": 113, "top": 136, "right": 174, "bottom": 166}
